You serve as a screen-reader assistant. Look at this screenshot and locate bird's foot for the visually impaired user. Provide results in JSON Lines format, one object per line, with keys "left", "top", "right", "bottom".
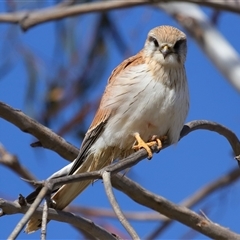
{"left": 132, "top": 133, "right": 154, "bottom": 159}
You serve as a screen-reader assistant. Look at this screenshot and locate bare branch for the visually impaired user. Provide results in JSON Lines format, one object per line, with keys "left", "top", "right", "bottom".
{"left": 181, "top": 168, "right": 240, "bottom": 206}
{"left": 0, "top": 144, "right": 37, "bottom": 186}
{"left": 180, "top": 120, "right": 240, "bottom": 156}
{"left": 41, "top": 200, "right": 49, "bottom": 240}
{"left": 0, "top": 1, "right": 149, "bottom": 31}
{"left": 0, "top": 101, "right": 78, "bottom": 161}
{"left": 0, "top": 1, "right": 239, "bottom": 31}
{"left": 187, "top": 0, "right": 240, "bottom": 12}
{"left": 159, "top": 2, "right": 240, "bottom": 92}
{"left": 67, "top": 205, "right": 166, "bottom": 221}
{"left": 0, "top": 198, "right": 117, "bottom": 240}
{"left": 102, "top": 171, "right": 139, "bottom": 240}
{"left": 111, "top": 174, "right": 240, "bottom": 240}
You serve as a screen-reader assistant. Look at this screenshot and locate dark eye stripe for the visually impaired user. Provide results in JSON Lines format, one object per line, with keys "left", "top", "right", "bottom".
{"left": 148, "top": 36, "right": 159, "bottom": 47}
{"left": 174, "top": 39, "right": 186, "bottom": 51}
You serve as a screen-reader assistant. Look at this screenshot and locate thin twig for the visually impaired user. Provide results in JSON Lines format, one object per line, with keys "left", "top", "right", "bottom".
{"left": 102, "top": 171, "right": 139, "bottom": 240}
{"left": 67, "top": 205, "right": 166, "bottom": 221}
{"left": 8, "top": 186, "right": 49, "bottom": 239}
{"left": 41, "top": 200, "right": 49, "bottom": 240}
{"left": 0, "top": 144, "right": 37, "bottom": 186}
{"left": 199, "top": 210, "right": 212, "bottom": 222}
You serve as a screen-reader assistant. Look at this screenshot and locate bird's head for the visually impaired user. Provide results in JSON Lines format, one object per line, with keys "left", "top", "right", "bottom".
{"left": 144, "top": 25, "right": 187, "bottom": 66}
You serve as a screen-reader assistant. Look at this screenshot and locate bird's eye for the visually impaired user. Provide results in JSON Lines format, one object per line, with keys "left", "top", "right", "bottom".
{"left": 174, "top": 39, "right": 186, "bottom": 51}
{"left": 148, "top": 36, "right": 159, "bottom": 48}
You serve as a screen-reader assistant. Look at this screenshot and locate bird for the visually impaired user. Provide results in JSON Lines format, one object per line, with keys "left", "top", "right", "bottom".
{"left": 25, "top": 25, "right": 189, "bottom": 233}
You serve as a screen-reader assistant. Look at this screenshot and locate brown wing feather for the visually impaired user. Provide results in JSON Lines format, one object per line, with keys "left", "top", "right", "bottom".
{"left": 108, "top": 50, "right": 145, "bottom": 84}
{"left": 68, "top": 109, "right": 110, "bottom": 175}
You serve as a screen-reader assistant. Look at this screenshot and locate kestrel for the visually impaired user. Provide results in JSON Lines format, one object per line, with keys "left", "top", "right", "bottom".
{"left": 25, "top": 25, "right": 189, "bottom": 233}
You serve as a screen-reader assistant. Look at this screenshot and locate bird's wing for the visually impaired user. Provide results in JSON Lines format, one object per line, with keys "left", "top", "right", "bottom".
{"left": 68, "top": 109, "right": 109, "bottom": 175}
{"left": 68, "top": 51, "right": 145, "bottom": 175}
{"left": 107, "top": 50, "right": 144, "bottom": 84}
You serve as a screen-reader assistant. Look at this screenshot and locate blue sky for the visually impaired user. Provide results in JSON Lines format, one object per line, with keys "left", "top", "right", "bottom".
{"left": 0, "top": 2, "right": 240, "bottom": 239}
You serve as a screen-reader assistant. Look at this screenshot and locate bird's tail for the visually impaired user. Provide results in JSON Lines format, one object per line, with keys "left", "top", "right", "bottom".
{"left": 25, "top": 151, "right": 111, "bottom": 233}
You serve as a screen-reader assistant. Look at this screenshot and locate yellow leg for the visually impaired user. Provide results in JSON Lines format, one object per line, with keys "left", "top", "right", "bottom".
{"left": 132, "top": 133, "right": 154, "bottom": 159}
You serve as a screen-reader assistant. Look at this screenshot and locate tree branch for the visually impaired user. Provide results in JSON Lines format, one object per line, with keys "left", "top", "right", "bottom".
{"left": 180, "top": 120, "right": 240, "bottom": 156}
{"left": 0, "top": 101, "right": 78, "bottom": 161}
{"left": 2, "top": 168, "right": 240, "bottom": 240}
{"left": 41, "top": 200, "right": 49, "bottom": 240}
{"left": 0, "top": 198, "right": 117, "bottom": 240}
{"left": 111, "top": 174, "right": 240, "bottom": 240}
{"left": 146, "top": 167, "right": 240, "bottom": 239}
{"left": 0, "top": 144, "right": 37, "bottom": 186}
{"left": 102, "top": 171, "right": 139, "bottom": 239}
{"left": 0, "top": 0, "right": 239, "bottom": 31}
{"left": 67, "top": 205, "right": 166, "bottom": 221}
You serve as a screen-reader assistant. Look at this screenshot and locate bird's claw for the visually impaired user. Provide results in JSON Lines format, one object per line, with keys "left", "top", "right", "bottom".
{"left": 133, "top": 134, "right": 167, "bottom": 159}
{"left": 132, "top": 133, "right": 153, "bottom": 159}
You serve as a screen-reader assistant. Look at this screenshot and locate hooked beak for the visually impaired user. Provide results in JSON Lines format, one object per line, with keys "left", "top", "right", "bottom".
{"left": 160, "top": 45, "right": 173, "bottom": 59}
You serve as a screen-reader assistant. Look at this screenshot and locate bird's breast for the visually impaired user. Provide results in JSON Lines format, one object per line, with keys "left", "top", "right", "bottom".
{"left": 91, "top": 64, "right": 189, "bottom": 155}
